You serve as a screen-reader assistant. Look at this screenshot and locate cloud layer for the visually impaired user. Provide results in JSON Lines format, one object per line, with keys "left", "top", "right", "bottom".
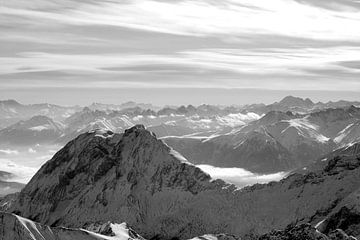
{"left": 1, "top": 0, "right": 360, "bottom": 103}
{"left": 197, "top": 164, "right": 287, "bottom": 187}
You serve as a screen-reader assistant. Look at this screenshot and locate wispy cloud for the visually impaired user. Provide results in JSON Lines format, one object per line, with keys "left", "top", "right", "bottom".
{"left": 3, "top": 0, "right": 360, "bottom": 40}
{"left": 1, "top": 0, "right": 360, "bottom": 101}
{"left": 1, "top": 46, "right": 360, "bottom": 91}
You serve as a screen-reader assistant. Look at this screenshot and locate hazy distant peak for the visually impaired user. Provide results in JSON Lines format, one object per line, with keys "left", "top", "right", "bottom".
{"left": 0, "top": 99, "right": 22, "bottom": 107}
{"left": 279, "top": 95, "right": 314, "bottom": 107}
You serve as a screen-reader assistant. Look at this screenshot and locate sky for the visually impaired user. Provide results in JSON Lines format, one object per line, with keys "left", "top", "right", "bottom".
{"left": 1, "top": 0, "right": 360, "bottom": 105}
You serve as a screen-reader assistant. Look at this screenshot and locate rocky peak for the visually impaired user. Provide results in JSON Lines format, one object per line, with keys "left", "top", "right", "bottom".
{"left": 11, "top": 126, "right": 217, "bottom": 233}
{"left": 0, "top": 99, "right": 22, "bottom": 107}
{"left": 279, "top": 96, "right": 314, "bottom": 108}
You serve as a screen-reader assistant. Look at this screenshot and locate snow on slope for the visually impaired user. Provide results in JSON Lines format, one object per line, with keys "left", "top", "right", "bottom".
{"left": 334, "top": 120, "right": 360, "bottom": 146}
{"left": 0, "top": 211, "right": 144, "bottom": 240}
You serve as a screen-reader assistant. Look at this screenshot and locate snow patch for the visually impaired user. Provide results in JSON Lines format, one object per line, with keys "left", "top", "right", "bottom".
{"left": 109, "top": 223, "right": 131, "bottom": 240}
{"left": 169, "top": 149, "right": 190, "bottom": 164}
{"left": 29, "top": 125, "right": 51, "bottom": 131}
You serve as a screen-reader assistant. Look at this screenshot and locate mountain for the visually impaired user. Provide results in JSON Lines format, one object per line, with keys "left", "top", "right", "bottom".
{"left": 0, "top": 170, "right": 13, "bottom": 181}
{"left": 299, "top": 141, "right": 360, "bottom": 173}
{"left": 8, "top": 126, "right": 360, "bottom": 240}
{"left": 0, "top": 99, "right": 80, "bottom": 129}
{"left": 0, "top": 115, "right": 65, "bottom": 146}
{"left": 238, "top": 96, "right": 360, "bottom": 115}
{"left": 278, "top": 96, "right": 314, "bottom": 108}
{"left": 88, "top": 101, "right": 160, "bottom": 112}
{"left": 163, "top": 110, "right": 337, "bottom": 173}
{"left": 0, "top": 181, "right": 24, "bottom": 197}
{"left": 0, "top": 106, "right": 258, "bottom": 147}
{"left": 0, "top": 171, "right": 24, "bottom": 196}
{"left": 306, "top": 105, "right": 360, "bottom": 138}
{"left": 0, "top": 171, "right": 25, "bottom": 197}
{"left": 1, "top": 96, "right": 358, "bottom": 130}
{"left": 58, "top": 107, "right": 259, "bottom": 144}
{"left": 163, "top": 129, "right": 296, "bottom": 173}
{"left": 334, "top": 120, "right": 360, "bottom": 147}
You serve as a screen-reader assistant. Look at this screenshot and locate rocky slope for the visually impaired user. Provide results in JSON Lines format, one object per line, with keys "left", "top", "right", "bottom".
{"left": 258, "top": 223, "right": 357, "bottom": 240}
{"left": 8, "top": 125, "right": 360, "bottom": 240}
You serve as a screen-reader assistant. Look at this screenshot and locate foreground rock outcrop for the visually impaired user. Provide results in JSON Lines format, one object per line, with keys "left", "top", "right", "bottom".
{"left": 0, "top": 211, "right": 144, "bottom": 240}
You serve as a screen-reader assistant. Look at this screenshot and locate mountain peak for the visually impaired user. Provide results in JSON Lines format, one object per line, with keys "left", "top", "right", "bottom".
{"left": 11, "top": 126, "right": 216, "bottom": 236}
{"left": 0, "top": 99, "right": 22, "bottom": 107}
{"left": 279, "top": 96, "right": 314, "bottom": 107}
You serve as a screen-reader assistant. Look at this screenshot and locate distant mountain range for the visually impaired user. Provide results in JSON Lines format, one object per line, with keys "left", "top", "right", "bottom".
{"left": 163, "top": 105, "right": 360, "bottom": 173}
{"left": 1, "top": 96, "right": 360, "bottom": 175}
{"left": 1, "top": 96, "right": 359, "bottom": 128}
{"left": 1, "top": 125, "right": 358, "bottom": 240}
{"left": 0, "top": 171, "right": 25, "bottom": 197}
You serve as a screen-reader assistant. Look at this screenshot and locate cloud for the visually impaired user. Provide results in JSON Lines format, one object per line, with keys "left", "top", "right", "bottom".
{"left": 0, "top": 159, "right": 37, "bottom": 183}
{"left": 1, "top": 0, "right": 360, "bottom": 98}
{"left": 1, "top": 45, "right": 360, "bottom": 91}
{"left": 197, "top": 164, "right": 288, "bottom": 188}
{"left": 28, "top": 148, "right": 37, "bottom": 153}
{"left": 0, "top": 149, "right": 19, "bottom": 155}
{"left": 3, "top": 0, "right": 360, "bottom": 41}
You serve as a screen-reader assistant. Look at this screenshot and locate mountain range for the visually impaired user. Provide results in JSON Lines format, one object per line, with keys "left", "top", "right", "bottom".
{"left": 1, "top": 125, "right": 359, "bottom": 240}
{"left": 1, "top": 96, "right": 360, "bottom": 176}
{"left": 163, "top": 105, "right": 360, "bottom": 173}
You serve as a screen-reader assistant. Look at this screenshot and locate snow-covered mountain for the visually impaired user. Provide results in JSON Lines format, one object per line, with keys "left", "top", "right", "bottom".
{"left": 0, "top": 115, "right": 65, "bottom": 146}
{"left": 0, "top": 104, "right": 260, "bottom": 148}
{"left": 88, "top": 101, "right": 160, "bottom": 112}
{"left": 1, "top": 102, "right": 360, "bottom": 176}
{"left": 163, "top": 129, "right": 296, "bottom": 173}
{"left": 164, "top": 107, "right": 360, "bottom": 173}
{"left": 0, "top": 99, "right": 80, "bottom": 129}
{"left": 8, "top": 126, "right": 360, "bottom": 239}
{"left": 236, "top": 96, "right": 360, "bottom": 115}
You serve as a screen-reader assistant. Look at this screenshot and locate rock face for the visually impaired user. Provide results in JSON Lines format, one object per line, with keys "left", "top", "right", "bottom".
{"left": 9, "top": 126, "right": 360, "bottom": 240}
{"left": 258, "top": 223, "right": 358, "bottom": 240}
